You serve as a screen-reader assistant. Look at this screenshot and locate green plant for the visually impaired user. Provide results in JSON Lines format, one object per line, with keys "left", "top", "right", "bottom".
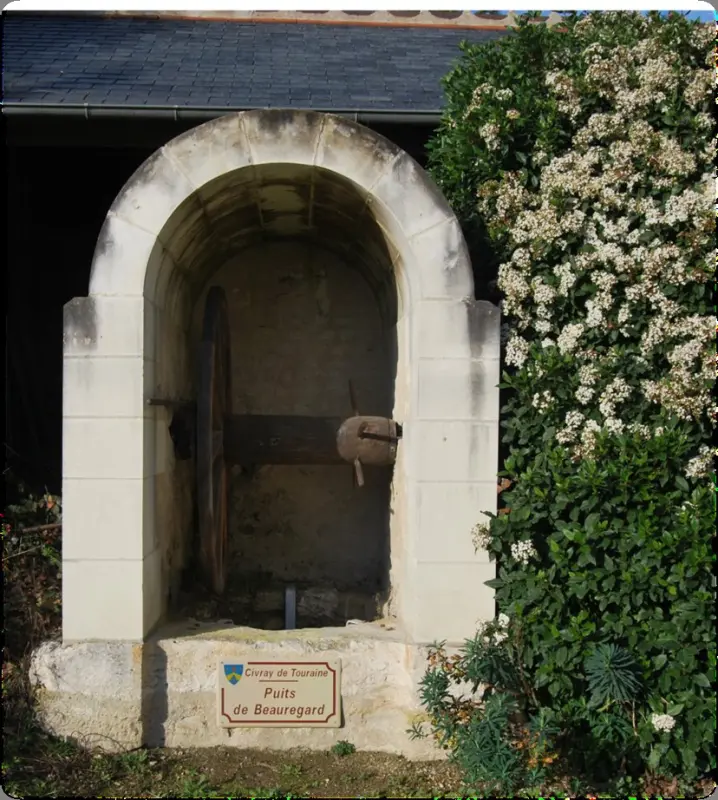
{"left": 2, "top": 480, "right": 64, "bottom": 792}
{"left": 411, "top": 640, "right": 560, "bottom": 795}
{"left": 330, "top": 739, "right": 357, "bottom": 757}
{"left": 420, "top": 8, "right": 716, "bottom": 791}
{"left": 279, "top": 762, "right": 303, "bottom": 779}
{"left": 177, "top": 771, "right": 216, "bottom": 798}
{"left": 584, "top": 644, "right": 642, "bottom": 706}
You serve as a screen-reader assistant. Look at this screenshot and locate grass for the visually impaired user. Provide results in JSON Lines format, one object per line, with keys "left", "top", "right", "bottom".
{"left": 2, "top": 720, "right": 465, "bottom": 799}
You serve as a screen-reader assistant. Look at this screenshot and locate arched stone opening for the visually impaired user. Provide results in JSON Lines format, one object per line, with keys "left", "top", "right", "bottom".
{"left": 152, "top": 159, "right": 403, "bottom": 628}
{"left": 61, "top": 110, "right": 500, "bottom": 645}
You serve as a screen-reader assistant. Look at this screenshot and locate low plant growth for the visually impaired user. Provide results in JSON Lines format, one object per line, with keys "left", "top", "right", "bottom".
{"left": 415, "top": 9, "right": 716, "bottom": 795}
{"left": 2, "top": 477, "right": 63, "bottom": 789}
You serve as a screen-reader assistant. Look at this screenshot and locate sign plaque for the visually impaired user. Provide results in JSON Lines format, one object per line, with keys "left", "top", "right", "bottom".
{"left": 217, "top": 659, "right": 342, "bottom": 728}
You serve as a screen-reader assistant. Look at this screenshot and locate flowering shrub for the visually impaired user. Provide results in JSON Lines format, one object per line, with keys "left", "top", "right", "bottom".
{"left": 419, "top": 10, "right": 716, "bottom": 791}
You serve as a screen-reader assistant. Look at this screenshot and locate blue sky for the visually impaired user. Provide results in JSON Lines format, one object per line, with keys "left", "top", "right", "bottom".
{"left": 489, "top": 10, "right": 715, "bottom": 19}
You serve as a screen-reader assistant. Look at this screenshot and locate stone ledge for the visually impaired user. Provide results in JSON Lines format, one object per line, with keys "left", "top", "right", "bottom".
{"left": 30, "top": 629, "right": 445, "bottom": 758}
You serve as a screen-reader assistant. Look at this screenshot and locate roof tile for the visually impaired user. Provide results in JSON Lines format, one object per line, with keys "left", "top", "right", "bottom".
{"left": 2, "top": 13, "right": 509, "bottom": 111}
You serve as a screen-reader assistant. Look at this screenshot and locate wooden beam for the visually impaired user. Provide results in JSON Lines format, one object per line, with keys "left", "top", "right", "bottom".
{"left": 224, "top": 414, "right": 346, "bottom": 466}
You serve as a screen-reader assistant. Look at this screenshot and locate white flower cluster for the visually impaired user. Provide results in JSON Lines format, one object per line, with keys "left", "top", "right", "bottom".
{"left": 628, "top": 422, "right": 651, "bottom": 438}
{"left": 651, "top": 713, "right": 676, "bottom": 732}
{"left": 641, "top": 315, "right": 715, "bottom": 420}
{"left": 598, "top": 377, "right": 632, "bottom": 434}
{"left": 545, "top": 71, "right": 582, "bottom": 120}
{"left": 464, "top": 82, "right": 494, "bottom": 118}
{"left": 557, "top": 410, "right": 585, "bottom": 444}
{"left": 511, "top": 540, "right": 537, "bottom": 563}
{"left": 479, "top": 122, "right": 501, "bottom": 151}
{"left": 685, "top": 446, "right": 716, "bottom": 479}
{"left": 637, "top": 56, "right": 679, "bottom": 93}
{"left": 557, "top": 323, "right": 585, "bottom": 355}
{"left": 494, "top": 174, "right": 530, "bottom": 228}
{"left": 553, "top": 263, "right": 577, "bottom": 296}
{"left": 493, "top": 613, "right": 510, "bottom": 643}
{"left": 505, "top": 333, "right": 530, "bottom": 368}
{"left": 489, "top": 18, "right": 714, "bottom": 460}
{"left": 471, "top": 520, "right": 491, "bottom": 551}
{"left": 683, "top": 68, "right": 712, "bottom": 108}
{"left": 663, "top": 188, "right": 712, "bottom": 227}
{"left": 575, "top": 419, "right": 602, "bottom": 460}
{"left": 478, "top": 611, "right": 511, "bottom": 645}
{"left": 532, "top": 390, "right": 553, "bottom": 412}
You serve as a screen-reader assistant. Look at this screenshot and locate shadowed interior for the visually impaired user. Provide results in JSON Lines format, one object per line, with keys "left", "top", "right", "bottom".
{"left": 146, "top": 162, "right": 400, "bottom": 628}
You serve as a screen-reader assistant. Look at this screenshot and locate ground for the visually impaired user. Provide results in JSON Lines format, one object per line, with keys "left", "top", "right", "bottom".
{"left": 3, "top": 741, "right": 463, "bottom": 799}
{"left": 4, "top": 722, "right": 716, "bottom": 798}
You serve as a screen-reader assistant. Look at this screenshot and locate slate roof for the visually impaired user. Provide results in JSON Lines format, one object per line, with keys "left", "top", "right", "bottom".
{"left": 2, "top": 14, "right": 511, "bottom": 113}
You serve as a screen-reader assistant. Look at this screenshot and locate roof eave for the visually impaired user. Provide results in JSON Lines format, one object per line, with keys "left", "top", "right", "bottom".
{"left": 1, "top": 102, "right": 443, "bottom": 126}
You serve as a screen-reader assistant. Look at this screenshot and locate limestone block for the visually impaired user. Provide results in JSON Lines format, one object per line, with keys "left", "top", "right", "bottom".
{"left": 415, "top": 481, "right": 496, "bottom": 563}
{"left": 315, "top": 114, "right": 402, "bottom": 193}
{"left": 63, "top": 296, "right": 147, "bottom": 357}
{"left": 164, "top": 113, "right": 254, "bottom": 191}
{"left": 243, "top": 109, "right": 324, "bottom": 169}
{"left": 108, "top": 150, "right": 197, "bottom": 242}
{"left": 63, "top": 356, "right": 149, "bottom": 419}
{"left": 89, "top": 214, "right": 160, "bottom": 297}
{"left": 370, "top": 154, "right": 453, "bottom": 240}
{"left": 63, "top": 417, "right": 146, "bottom": 481}
{"left": 410, "top": 218, "right": 474, "bottom": 300}
{"left": 30, "top": 631, "right": 449, "bottom": 759}
{"left": 417, "top": 357, "right": 500, "bottom": 421}
{"left": 61, "top": 561, "right": 145, "bottom": 641}
{"left": 415, "top": 299, "right": 474, "bottom": 360}
{"left": 62, "top": 477, "right": 154, "bottom": 561}
{"left": 413, "top": 421, "right": 499, "bottom": 483}
{"left": 411, "top": 563, "right": 496, "bottom": 644}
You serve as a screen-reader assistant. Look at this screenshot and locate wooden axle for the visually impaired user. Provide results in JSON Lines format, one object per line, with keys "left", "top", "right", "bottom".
{"left": 223, "top": 414, "right": 400, "bottom": 467}
{"left": 156, "top": 408, "right": 401, "bottom": 467}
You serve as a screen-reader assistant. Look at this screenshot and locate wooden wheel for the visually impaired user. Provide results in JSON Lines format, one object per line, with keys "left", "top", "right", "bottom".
{"left": 197, "top": 286, "right": 231, "bottom": 595}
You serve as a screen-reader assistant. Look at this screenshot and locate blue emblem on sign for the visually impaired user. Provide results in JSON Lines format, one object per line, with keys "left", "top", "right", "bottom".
{"left": 224, "top": 664, "right": 244, "bottom": 685}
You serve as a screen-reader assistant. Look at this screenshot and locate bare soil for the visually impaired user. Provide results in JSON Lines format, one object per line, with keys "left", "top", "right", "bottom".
{"left": 3, "top": 742, "right": 464, "bottom": 799}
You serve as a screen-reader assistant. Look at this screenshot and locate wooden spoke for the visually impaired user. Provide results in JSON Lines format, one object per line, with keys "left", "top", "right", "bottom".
{"left": 197, "top": 286, "right": 231, "bottom": 595}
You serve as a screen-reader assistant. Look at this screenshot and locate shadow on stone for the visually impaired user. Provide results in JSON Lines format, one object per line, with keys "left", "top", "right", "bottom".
{"left": 140, "top": 639, "right": 168, "bottom": 748}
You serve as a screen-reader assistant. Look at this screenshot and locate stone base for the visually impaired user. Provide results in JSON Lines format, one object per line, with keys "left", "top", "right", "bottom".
{"left": 29, "top": 620, "right": 443, "bottom": 759}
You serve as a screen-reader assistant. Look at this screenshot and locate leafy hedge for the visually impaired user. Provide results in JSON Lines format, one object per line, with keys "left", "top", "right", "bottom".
{"left": 415, "top": 11, "right": 716, "bottom": 793}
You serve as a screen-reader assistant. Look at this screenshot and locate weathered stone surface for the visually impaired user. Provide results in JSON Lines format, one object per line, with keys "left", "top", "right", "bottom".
{"left": 64, "top": 108, "right": 500, "bottom": 652}
{"left": 30, "top": 626, "right": 444, "bottom": 759}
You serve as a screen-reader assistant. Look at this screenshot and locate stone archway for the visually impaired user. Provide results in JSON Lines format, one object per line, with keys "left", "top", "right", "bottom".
{"left": 61, "top": 110, "right": 500, "bottom": 644}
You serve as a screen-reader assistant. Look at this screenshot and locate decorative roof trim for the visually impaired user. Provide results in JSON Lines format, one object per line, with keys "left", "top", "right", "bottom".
{"left": 13, "top": 9, "right": 564, "bottom": 30}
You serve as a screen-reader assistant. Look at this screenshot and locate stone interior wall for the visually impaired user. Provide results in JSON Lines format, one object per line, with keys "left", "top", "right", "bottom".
{"left": 186, "top": 240, "right": 397, "bottom": 628}
{"left": 150, "top": 264, "right": 195, "bottom": 625}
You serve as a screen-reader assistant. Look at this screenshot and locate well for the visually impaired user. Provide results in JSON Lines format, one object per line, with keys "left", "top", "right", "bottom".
{"left": 37, "top": 110, "right": 501, "bottom": 755}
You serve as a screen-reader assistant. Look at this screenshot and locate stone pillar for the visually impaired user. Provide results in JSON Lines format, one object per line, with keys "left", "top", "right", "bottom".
{"left": 61, "top": 292, "right": 161, "bottom": 641}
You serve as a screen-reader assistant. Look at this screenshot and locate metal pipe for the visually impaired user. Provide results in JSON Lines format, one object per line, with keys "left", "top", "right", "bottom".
{"left": 1, "top": 101, "right": 441, "bottom": 125}
{"left": 284, "top": 585, "right": 297, "bottom": 630}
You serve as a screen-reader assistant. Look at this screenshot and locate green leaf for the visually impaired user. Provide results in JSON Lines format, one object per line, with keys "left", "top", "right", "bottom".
{"left": 584, "top": 513, "right": 601, "bottom": 532}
